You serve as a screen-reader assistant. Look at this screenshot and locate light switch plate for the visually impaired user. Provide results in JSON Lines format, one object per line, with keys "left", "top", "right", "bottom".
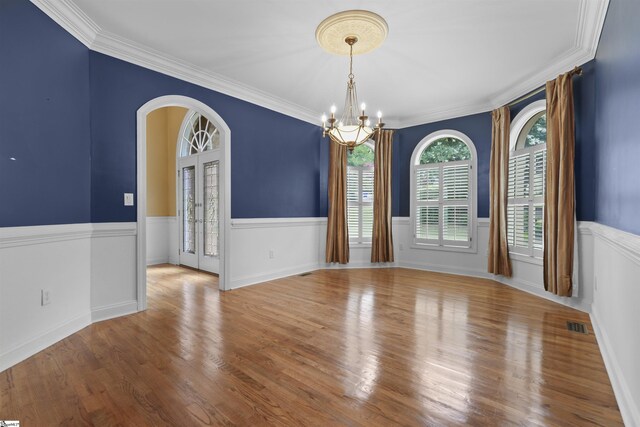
{"left": 124, "top": 193, "right": 134, "bottom": 206}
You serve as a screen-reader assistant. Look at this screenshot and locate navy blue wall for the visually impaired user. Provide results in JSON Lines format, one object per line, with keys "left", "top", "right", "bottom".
{"left": 0, "top": 0, "right": 91, "bottom": 227}
{"left": 89, "top": 52, "right": 321, "bottom": 222}
{"left": 395, "top": 113, "right": 492, "bottom": 218}
{"left": 594, "top": 0, "right": 640, "bottom": 235}
{"left": 3, "top": 0, "right": 631, "bottom": 230}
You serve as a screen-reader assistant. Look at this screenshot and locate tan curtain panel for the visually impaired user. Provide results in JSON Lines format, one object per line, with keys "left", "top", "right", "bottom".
{"left": 326, "top": 142, "right": 350, "bottom": 264}
{"left": 371, "top": 130, "right": 395, "bottom": 263}
{"left": 487, "top": 106, "right": 513, "bottom": 277}
{"left": 544, "top": 71, "right": 576, "bottom": 296}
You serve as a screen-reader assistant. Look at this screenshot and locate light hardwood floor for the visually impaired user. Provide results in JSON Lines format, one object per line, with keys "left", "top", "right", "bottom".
{"left": 1, "top": 265, "right": 622, "bottom": 426}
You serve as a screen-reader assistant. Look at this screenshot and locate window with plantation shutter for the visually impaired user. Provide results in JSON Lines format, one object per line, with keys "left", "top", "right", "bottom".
{"left": 508, "top": 101, "right": 547, "bottom": 258}
{"left": 347, "top": 144, "right": 375, "bottom": 244}
{"left": 411, "top": 131, "right": 477, "bottom": 251}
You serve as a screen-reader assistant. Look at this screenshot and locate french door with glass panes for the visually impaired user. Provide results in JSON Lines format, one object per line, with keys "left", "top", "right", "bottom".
{"left": 178, "top": 150, "right": 220, "bottom": 274}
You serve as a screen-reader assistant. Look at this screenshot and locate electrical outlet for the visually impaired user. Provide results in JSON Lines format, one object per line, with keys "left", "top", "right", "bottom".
{"left": 124, "top": 193, "right": 134, "bottom": 206}
{"left": 269, "top": 249, "right": 275, "bottom": 259}
{"left": 41, "top": 289, "right": 51, "bottom": 306}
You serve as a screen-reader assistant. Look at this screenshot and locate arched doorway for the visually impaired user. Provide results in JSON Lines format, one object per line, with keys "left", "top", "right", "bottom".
{"left": 136, "top": 95, "right": 231, "bottom": 311}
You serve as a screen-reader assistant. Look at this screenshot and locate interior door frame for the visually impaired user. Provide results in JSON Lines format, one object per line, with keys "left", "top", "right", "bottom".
{"left": 136, "top": 95, "right": 232, "bottom": 311}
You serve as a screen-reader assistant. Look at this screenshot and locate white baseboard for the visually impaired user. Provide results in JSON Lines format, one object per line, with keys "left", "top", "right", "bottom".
{"left": 324, "top": 261, "right": 396, "bottom": 269}
{"left": 398, "top": 260, "right": 490, "bottom": 280}
{"left": 230, "top": 262, "right": 321, "bottom": 290}
{"left": 591, "top": 307, "right": 640, "bottom": 427}
{"left": 0, "top": 312, "right": 91, "bottom": 373}
{"left": 147, "top": 257, "right": 170, "bottom": 266}
{"left": 91, "top": 300, "right": 138, "bottom": 323}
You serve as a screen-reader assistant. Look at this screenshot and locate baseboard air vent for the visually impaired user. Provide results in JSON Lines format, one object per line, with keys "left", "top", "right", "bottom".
{"left": 566, "top": 321, "right": 588, "bottom": 334}
{"left": 299, "top": 272, "right": 312, "bottom": 277}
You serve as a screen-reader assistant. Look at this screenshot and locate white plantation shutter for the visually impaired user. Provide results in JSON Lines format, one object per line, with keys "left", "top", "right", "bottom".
{"left": 416, "top": 206, "right": 439, "bottom": 240}
{"left": 416, "top": 168, "right": 439, "bottom": 201}
{"left": 507, "top": 204, "right": 529, "bottom": 249}
{"left": 442, "top": 164, "right": 469, "bottom": 200}
{"left": 533, "top": 150, "right": 546, "bottom": 197}
{"left": 507, "top": 144, "right": 546, "bottom": 256}
{"left": 533, "top": 204, "right": 544, "bottom": 251}
{"left": 362, "top": 169, "right": 374, "bottom": 240}
{"left": 508, "top": 153, "right": 530, "bottom": 199}
{"left": 443, "top": 206, "right": 469, "bottom": 242}
{"left": 347, "top": 165, "right": 374, "bottom": 244}
{"left": 415, "top": 160, "right": 471, "bottom": 247}
{"left": 347, "top": 168, "right": 360, "bottom": 240}
{"left": 415, "top": 165, "right": 440, "bottom": 244}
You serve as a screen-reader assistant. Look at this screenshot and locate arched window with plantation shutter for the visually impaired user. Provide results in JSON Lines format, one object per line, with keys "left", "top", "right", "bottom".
{"left": 508, "top": 100, "right": 547, "bottom": 259}
{"left": 410, "top": 130, "right": 477, "bottom": 252}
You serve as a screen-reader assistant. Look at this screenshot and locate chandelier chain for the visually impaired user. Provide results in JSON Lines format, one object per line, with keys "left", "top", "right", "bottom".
{"left": 348, "top": 42, "right": 354, "bottom": 81}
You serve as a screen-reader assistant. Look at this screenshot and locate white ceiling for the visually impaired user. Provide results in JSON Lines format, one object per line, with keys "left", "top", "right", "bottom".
{"left": 34, "top": 0, "right": 608, "bottom": 127}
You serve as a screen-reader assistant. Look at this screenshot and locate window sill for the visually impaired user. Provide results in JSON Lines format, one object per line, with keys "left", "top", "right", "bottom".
{"left": 509, "top": 252, "right": 543, "bottom": 266}
{"left": 410, "top": 243, "right": 477, "bottom": 254}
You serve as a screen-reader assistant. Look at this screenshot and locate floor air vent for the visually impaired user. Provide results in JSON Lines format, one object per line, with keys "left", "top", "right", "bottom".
{"left": 299, "top": 272, "right": 312, "bottom": 277}
{"left": 567, "top": 321, "right": 588, "bottom": 334}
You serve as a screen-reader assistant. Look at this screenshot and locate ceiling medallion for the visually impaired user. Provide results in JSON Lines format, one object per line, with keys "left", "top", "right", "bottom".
{"left": 316, "top": 10, "right": 388, "bottom": 56}
{"left": 317, "top": 11, "right": 388, "bottom": 152}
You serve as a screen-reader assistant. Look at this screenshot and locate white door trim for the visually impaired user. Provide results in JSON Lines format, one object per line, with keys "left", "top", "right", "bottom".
{"left": 136, "top": 95, "right": 232, "bottom": 311}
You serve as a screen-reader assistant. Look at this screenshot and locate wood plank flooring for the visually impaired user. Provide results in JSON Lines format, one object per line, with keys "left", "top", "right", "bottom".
{"left": 1, "top": 265, "right": 623, "bottom": 426}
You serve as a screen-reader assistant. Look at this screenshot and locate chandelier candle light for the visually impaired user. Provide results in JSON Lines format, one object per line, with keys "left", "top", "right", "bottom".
{"left": 317, "top": 10, "right": 388, "bottom": 152}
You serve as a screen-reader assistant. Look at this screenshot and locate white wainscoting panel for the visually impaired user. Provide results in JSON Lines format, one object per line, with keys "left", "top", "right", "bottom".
{"left": 590, "top": 223, "right": 640, "bottom": 427}
{"left": 169, "top": 217, "right": 179, "bottom": 265}
{"left": 91, "top": 223, "right": 138, "bottom": 321}
{"left": 0, "top": 224, "right": 92, "bottom": 372}
{"left": 395, "top": 217, "right": 490, "bottom": 278}
{"left": 229, "top": 218, "right": 325, "bottom": 289}
{"left": 146, "top": 216, "right": 177, "bottom": 266}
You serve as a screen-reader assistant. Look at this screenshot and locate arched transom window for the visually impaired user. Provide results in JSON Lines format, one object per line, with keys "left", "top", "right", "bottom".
{"left": 180, "top": 111, "right": 220, "bottom": 157}
{"left": 410, "top": 130, "right": 477, "bottom": 251}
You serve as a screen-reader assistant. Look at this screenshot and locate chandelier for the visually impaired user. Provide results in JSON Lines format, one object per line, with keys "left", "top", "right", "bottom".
{"left": 316, "top": 10, "right": 388, "bottom": 152}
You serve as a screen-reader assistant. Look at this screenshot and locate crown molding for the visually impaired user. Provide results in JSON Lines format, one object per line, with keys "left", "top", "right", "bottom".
{"left": 392, "top": 100, "right": 492, "bottom": 129}
{"left": 91, "top": 31, "right": 319, "bottom": 125}
{"left": 31, "top": 0, "right": 609, "bottom": 129}
{"left": 30, "top": 0, "right": 99, "bottom": 48}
